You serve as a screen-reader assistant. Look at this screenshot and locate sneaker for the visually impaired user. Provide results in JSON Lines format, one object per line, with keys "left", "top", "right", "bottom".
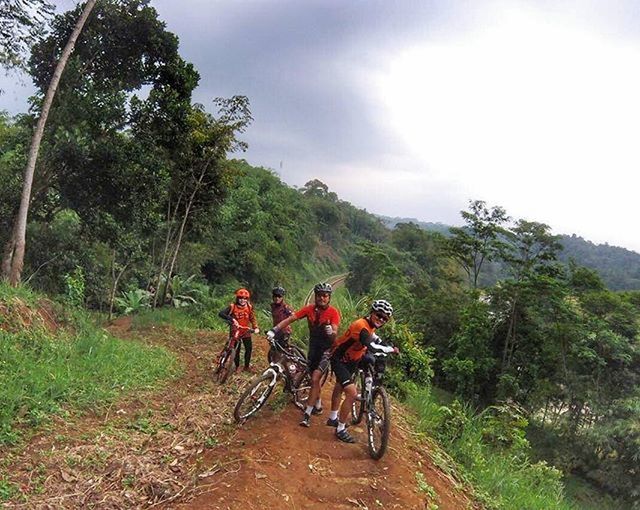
{"left": 243, "top": 366, "right": 255, "bottom": 373}
{"left": 326, "top": 418, "right": 339, "bottom": 427}
{"left": 299, "top": 413, "right": 311, "bottom": 427}
{"left": 311, "top": 406, "right": 323, "bottom": 416}
{"left": 234, "top": 365, "right": 242, "bottom": 373}
{"left": 336, "top": 428, "right": 356, "bottom": 443}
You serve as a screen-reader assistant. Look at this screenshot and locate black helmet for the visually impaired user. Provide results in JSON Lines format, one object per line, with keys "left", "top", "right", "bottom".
{"left": 371, "top": 299, "right": 393, "bottom": 317}
{"left": 313, "top": 282, "right": 333, "bottom": 294}
{"left": 272, "top": 286, "right": 286, "bottom": 297}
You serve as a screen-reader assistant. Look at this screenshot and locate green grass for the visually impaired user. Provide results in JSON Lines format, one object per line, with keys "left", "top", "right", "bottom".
{"left": 0, "top": 289, "right": 180, "bottom": 445}
{"left": 0, "top": 283, "right": 41, "bottom": 305}
{"left": 131, "top": 306, "right": 212, "bottom": 332}
{"left": 406, "top": 387, "right": 578, "bottom": 510}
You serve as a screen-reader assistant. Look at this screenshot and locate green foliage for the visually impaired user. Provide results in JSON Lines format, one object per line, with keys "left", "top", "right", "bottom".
{"left": 0, "top": 0, "right": 53, "bottom": 71}
{"left": 63, "top": 266, "right": 85, "bottom": 307}
{"left": 115, "top": 288, "right": 151, "bottom": 315}
{"left": 442, "top": 297, "right": 495, "bottom": 401}
{"left": 407, "top": 387, "right": 575, "bottom": 510}
{"left": 447, "top": 200, "right": 509, "bottom": 288}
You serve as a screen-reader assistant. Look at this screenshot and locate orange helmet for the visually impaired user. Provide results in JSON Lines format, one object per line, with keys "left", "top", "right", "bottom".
{"left": 235, "top": 288, "right": 250, "bottom": 299}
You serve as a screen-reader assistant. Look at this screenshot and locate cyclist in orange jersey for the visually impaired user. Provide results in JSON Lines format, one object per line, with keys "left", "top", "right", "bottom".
{"left": 327, "top": 299, "right": 397, "bottom": 443}
{"left": 218, "top": 288, "right": 259, "bottom": 372}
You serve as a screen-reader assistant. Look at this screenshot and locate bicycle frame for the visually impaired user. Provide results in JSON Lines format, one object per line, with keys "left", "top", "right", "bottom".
{"left": 233, "top": 336, "right": 312, "bottom": 423}
{"left": 214, "top": 324, "right": 252, "bottom": 384}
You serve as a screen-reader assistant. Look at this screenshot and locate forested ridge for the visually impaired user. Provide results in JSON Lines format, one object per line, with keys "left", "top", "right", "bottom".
{"left": 1, "top": 2, "right": 639, "bottom": 509}
{"left": 379, "top": 215, "right": 640, "bottom": 291}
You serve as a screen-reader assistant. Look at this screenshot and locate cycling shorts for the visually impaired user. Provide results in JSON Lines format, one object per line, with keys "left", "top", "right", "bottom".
{"left": 307, "top": 338, "right": 332, "bottom": 373}
{"left": 331, "top": 357, "right": 358, "bottom": 388}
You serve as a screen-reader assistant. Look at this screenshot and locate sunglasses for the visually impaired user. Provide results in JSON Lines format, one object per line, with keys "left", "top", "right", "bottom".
{"left": 237, "top": 297, "right": 248, "bottom": 301}
{"left": 374, "top": 312, "right": 389, "bottom": 323}
{"left": 272, "top": 295, "right": 283, "bottom": 299}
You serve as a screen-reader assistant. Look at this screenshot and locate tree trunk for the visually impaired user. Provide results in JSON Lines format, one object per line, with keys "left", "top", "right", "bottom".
{"left": 3, "top": 0, "right": 97, "bottom": 286}
{"left": 153, "top": 194, "right": 182, "bottom": 308}
{"left": 501, "top": 297, "right": 518, "bottom": 371}
{"left": 160, "top": 168, "right": 207, "bottom": 305}
{"left": 159, "top": 162, "right": 211, "bottom": 305}
{"left": 108, "top": 250, "right": 129, "bottom": 321}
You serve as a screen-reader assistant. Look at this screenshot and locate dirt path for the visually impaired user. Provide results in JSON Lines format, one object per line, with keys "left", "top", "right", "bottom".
{"left": 1, "top": 319, "right": 476, "bottom": 510}
{"left": 167, "top": 344, "right": 474, "bottom": 510}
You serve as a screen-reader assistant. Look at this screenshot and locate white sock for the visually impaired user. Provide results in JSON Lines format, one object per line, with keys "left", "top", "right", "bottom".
{"left": 315, "top": 398, "right": 322, "bottom": 409}
{"left": 329, "top": 410, "right": 338, "bottom": 420}
{"left": 337, "top": 422, "right": 346, "bottom": 432}
{"left": 305, "top": 405, "right": 314, "bottom": 416}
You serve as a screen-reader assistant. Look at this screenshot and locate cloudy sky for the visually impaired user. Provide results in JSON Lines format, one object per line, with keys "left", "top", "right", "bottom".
{"left": 2, "top": 0, "right": 640, "bottom": 252}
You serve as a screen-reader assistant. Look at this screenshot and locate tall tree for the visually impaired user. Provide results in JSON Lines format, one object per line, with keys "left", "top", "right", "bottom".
{"left": 2, "top": 0, "right": 97, "bottom": 285}
{"left": 447, "top": 200, "right": 509, "bottom": 288}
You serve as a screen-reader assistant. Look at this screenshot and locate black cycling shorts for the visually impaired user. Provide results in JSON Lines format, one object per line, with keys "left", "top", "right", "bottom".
{"left": 307, "top": 338, "right": 331, "bottom": 373}
{"left": 331, "top": 357, "right": 358, "bottom": 388}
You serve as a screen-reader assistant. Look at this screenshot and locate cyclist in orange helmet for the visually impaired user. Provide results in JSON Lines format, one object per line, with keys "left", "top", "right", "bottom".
{"left": 218, "top": 288, "right": 259, "bottom": 372}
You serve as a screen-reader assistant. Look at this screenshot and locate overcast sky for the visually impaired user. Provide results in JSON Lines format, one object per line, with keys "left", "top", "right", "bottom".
{"left": 2, "top": 0, "right": 640, "bottom": 252}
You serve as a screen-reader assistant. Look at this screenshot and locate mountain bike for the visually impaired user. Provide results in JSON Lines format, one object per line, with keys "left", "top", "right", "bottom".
{"left": 214, "top": 324, "right": 252, "bottom": 384}
{"left": 234, "top": 335, "right": 314, "bottom": 423}
{"left": 350, "top": 348, "right": 396, "bottom": 460}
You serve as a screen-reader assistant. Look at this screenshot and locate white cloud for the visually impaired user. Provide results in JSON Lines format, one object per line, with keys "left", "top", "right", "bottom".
{"left": 370, "top": 2, "right": 640, "bottom": 251}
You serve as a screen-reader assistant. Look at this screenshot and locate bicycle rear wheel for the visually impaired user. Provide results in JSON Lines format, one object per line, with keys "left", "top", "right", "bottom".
{"left": 320, "top": 364, "right": 331, "bottom": 387}
{"left": 234, "top": 372, "right": 276, "bottom": 423}
{"left": 351, "top": 371, "right": 365, "bottom": 425}
{"left": 216, "top": 345, "right": 237, "bottom": 384}
{"left": 366, "top": 386, "right": 391, "bottom": 460}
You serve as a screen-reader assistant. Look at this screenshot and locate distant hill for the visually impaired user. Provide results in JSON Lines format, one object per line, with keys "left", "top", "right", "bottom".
{"left": 378, "top": 215, "right": 640, "bottom": 291}
{"left": 377, "top": 215, "right": 452, "bottom": 235}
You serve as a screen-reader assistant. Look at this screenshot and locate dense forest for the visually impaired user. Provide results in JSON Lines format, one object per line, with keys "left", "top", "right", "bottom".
{"left": 1, "top": 1, "right": 639, "bottom": 508}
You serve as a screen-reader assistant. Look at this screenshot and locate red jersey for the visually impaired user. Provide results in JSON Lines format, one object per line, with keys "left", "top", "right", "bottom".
{"left": 294, "top": 304, "right": 340, "bottom": 344}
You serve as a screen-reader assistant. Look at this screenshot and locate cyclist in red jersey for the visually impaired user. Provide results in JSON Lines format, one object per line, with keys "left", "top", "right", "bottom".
{"left": 218, "top": 288, "right": 260, "bottom": 372}
{"left": 327, "top": 299, "right": 397, "bottom": 443}
{"left": 267, "top": 282, "right": 340, "bottom": 427}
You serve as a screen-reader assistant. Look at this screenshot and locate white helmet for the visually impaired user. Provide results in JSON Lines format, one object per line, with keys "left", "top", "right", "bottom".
{"left": 371, "top": 299, "right": 393, "bottom": 317}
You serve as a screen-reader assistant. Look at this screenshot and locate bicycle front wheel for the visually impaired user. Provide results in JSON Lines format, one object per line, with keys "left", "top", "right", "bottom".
{"left": 234, "top": 372, "right": 276, "bottom": 423}
{"left": 292, "top": 371, "right": 312, "bottom": 410}
{"left": 216, "top": 345, "right": 236, "bottom": 384}
{"left": 366, "top": 386, "right": 391, "bottom": 460}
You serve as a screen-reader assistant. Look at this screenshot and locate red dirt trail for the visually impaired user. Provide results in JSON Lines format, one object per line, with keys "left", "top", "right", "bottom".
{"left": 168, "top": 370, "right": 474, "bottom": 510}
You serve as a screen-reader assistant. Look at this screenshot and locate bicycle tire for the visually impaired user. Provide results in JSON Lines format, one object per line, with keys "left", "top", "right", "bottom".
{"left": 292, "top": 371, "right": 312, "bottom": 410}
{"left": 216, "top": 345, "right": 237, "bottom": 384}
{"left": 351, "top": 371, "right": 365, "bottom": 425}
{"left": 234, "top": 372, "right": 276, "bottom": 423}
{"left": 366, "top": 386, "right": 391, "bottom": 460}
